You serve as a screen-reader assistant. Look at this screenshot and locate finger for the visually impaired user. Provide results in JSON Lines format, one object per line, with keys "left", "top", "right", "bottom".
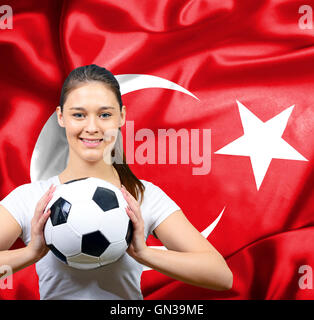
{"left": 126, "top": 207, "right": 145, "bottom": 237}
{"left": 125, "top": 206, "right": 138, "bottom": 224}
{"left": 39, "top": 191, "right": 54, "bottom": 212}
{"left": 121, "top": 186, "right": 139, "bottom": 211}
{"left": 40, "top": 185, "right": 57, "bottom": 214}
{"left": 124, "top": 198, "right": 139, "bottom": 216}
{"left": 35, "top": 187, "right": 55, "bottom": 218}
{"left": 121, "top": 187, "right": 133, "bottom": 208}
{"left": 46, "top": 185, "right": 57, "bottom": 200}
{"left": 39, "top": 185, "right": 55, "bottom": 204}
{"left": 38, "top": 208, "right": 52, "bottom": 228}
{"left": 46, "top": 184, "right": 55, "bottom": 196}
{"left": 44, "top": 190, "right": 55, "bottom": 205}
{"left": 123, "top": 195, "right": 141, "bottom": 220}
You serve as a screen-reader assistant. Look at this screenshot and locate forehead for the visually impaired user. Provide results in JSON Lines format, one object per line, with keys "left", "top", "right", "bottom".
{"left": 64, "top": 82, "right": 119, "bottom": 108}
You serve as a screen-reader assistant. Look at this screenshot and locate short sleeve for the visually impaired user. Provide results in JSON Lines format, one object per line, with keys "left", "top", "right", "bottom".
{"left": 144, "top": 182, "right": 181, "bottom": 238}
{"left": 0, "top": 185, "right": 29, "bottom": 243}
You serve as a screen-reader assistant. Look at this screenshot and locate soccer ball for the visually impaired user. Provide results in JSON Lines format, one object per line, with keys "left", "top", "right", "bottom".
{"left": 43, "top": 177, "right": 133, "bottom": 270}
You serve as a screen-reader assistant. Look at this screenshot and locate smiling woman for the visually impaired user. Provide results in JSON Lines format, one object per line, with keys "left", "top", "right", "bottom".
{"left": 56, "top": 65, "right": 143, "bottom": 200}
{"left": 57, "top": 89, "right": 122, "bottom": 166}
{"left": 0, "top": 64, "right": 232, "bottom": 300}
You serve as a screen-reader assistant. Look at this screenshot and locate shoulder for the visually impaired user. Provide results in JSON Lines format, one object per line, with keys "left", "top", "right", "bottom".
{"left": 138, "top": 179, "right": 178, "bottom": 206}
{"left": 139, "top": 179, "right": 162, "bottom": 195}
{"left": 139, "top": 179, "right": 153, "bottom": 189}
{"left": 139, "top": 179, "right": 165, "bottom": 190}
{"left": 5, "top": 176, "right": 57, "bottom": 199}
{"left": 138, "top": 179, "right": 181, "bottom": 238}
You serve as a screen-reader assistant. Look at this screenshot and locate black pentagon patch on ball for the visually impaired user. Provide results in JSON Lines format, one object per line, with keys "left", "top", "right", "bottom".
{"left": 50, "top": 197, "right": 72, "bottom": 226}
{"left": 92, "top": 187, "right": 119, "bottom": 212}
{"left": 48, "top": 244, "right": 67, "bottom": 264}
{"left": 125, "top": 219, "right": 133, "bottom": 246}
{"left": 64, "top": 177, "right": 88, "bottom": 184}
{"left": 82, "top": 231, "right": 110, "bottom": 257}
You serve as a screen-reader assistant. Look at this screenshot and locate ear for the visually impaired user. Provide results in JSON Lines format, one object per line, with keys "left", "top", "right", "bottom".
{"left": 56, "top": 106, "right": 65, "bottom": 128}
{"left": 119, "top": 105, "right": 126, "bottom": 128}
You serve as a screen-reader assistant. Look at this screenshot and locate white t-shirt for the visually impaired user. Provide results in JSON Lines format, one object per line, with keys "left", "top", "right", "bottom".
{"left": 0, "top": 175, "right": 181, "bottom": 300}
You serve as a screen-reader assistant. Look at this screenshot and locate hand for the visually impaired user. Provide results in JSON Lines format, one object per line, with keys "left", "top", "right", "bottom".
{"left": 27, "top": 184, "right": 56, "bottom": 261}
{"left": 120, "top": 185, "right": 148, "bottom": 262}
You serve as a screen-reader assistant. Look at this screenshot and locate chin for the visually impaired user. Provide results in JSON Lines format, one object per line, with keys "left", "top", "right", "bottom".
{"left": 78, "top": 150, "right": 104, "bottom": 163}
{"left": 84, "top": 156, "right": 101, "bottom": 161}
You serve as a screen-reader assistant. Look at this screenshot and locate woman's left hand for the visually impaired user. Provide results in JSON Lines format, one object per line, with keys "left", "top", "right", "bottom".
{"left": 120, "top": 185, "right": 148, "bottom": 261}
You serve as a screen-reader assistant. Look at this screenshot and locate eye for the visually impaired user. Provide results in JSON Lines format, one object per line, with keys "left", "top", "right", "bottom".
{"left": 73, "top": 113, "right": 84, "bottom": 118}
{"left": 100, "top": 113, "right": 112, "bottom": 119}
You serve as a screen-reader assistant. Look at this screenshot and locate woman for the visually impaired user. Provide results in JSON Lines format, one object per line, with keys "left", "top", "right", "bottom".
{"left": 0, "top": 64, "right": 232, "bottom": 300}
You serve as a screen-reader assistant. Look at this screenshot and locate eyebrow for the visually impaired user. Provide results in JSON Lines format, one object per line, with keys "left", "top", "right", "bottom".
{"left": 69, "top": 106, "right": 115, "bottom": 111}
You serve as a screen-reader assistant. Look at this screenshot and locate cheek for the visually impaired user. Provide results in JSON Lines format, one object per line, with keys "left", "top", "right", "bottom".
{"left": 103, "top": 126, "right": 119, "bottom": 143}
{"left": 100, "top": 117, "right": 119, "bottom": 135}
{"left": 64, "top": 126, "right": 82, "bottom": 141}
{"left": 64, "top": 120, "right": 82, "bottom": 134}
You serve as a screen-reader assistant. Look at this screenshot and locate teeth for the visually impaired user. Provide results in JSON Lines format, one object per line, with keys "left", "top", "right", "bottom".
{"left": 81, "top": 139, "right": 102, "bottom": 143}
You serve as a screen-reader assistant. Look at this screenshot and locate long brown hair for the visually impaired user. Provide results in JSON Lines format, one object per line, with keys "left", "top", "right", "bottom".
{"left": 59, "top": 64, "right": 145, "bottom": 203}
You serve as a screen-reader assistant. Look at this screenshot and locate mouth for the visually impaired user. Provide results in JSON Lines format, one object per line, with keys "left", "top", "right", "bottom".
{"left": 79, "top": 138, "right": 103, "bottom": 147}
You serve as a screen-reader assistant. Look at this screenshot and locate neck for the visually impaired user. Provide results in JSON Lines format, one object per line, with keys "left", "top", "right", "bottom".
{"left": 58, "top": 150, "right": 119, "bottom": 186}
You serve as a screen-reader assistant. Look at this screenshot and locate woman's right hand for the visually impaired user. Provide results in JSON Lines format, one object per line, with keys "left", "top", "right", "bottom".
{"left": 27, "top": 184, "right": 56, "bottom": 261}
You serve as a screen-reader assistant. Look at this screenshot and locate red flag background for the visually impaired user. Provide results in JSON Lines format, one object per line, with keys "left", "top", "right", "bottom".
{"left": 0, "top": 0, "right": 314, "bottom": 299}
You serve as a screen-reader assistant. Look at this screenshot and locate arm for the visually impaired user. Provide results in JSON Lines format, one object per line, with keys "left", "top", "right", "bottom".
{"left": 0, "top": 205, "right": 38, "bottom": 277}
{"left": 138, "top": 210, "right": 232, "bottom": 291}
{"left": 121, "top": 186, "right": 233, "bottom": 291}
{"left": 0, "top": 184, "right": 56, "bottom": 279}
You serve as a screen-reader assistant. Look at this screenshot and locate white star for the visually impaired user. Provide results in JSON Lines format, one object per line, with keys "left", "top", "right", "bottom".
{"left": 215, "top": 100, "right": 308, "bottom": 190}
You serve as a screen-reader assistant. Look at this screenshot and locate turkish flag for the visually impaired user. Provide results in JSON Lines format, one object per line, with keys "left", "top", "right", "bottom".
{"left": 0, "top": 0, "right": 314, "bottom": 300}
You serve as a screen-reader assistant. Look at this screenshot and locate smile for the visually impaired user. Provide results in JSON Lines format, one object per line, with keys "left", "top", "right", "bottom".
{"left": 79, "top": 138, "right": 103, "bottom": 147}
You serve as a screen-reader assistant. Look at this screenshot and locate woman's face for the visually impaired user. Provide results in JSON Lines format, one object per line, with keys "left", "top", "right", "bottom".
{"left": 56, "top": 81, "right": 126, "bottom": 163}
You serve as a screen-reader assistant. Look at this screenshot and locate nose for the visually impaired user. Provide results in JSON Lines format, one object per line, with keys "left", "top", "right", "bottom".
{"left": 84, "top": 115, "right": 99, "bottom": 134}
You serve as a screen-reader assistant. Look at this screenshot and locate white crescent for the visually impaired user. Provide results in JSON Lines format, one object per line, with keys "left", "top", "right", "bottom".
{"left": 30, "top": 74, "right": 224, "bottom": 272}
